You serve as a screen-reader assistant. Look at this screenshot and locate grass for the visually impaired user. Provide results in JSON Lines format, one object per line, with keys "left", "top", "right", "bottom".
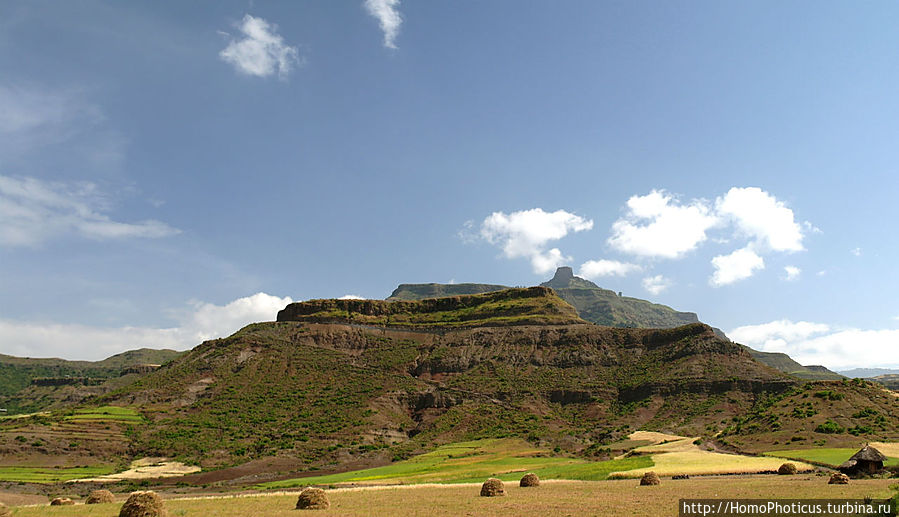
{"left": 763, "top": 447, "right": 899, "bottom": 468}
{"left": 261, "top": 438, "right": 652, "bottom": 488}
{"left": 64, "top": 406, "right": 143, "bottom": 423}
{"left": 9, "top": 476, "right": 899, "bottom": 516}
{"left": 0, "top": 465, "right": 114, "bottom": 483}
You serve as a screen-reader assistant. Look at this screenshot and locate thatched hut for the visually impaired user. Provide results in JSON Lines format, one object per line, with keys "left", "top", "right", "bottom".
{"left": 480, "top": 478, "right": 505, "bottom": 497}
{"left": 639, "top": 472, "right": 660, "bottom": 486}
{"left": 839, "top": 445, "right": 887, "bottom": 476}
{"left": 519, "top": 473, "right": 540, "bottom": 487}
{"left": 295, "top": 488, "right": 330, "bottom": 510}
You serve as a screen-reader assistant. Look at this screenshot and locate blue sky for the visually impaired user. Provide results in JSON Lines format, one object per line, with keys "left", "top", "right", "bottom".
{"left": 1, "top": 1, "right": 897, "bottom": 369}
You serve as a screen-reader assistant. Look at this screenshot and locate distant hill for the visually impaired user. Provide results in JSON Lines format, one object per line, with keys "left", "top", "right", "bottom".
{"left": 0, "top": 348, "right": 182, "bottom": 414}
{"left": 388, "top": 283, "right": 511, "bottom": 301}
{"left": 838, "top": 368, "right": 899, "bottom": 378}
{"left": 539, "top": 267, "right": 699, "bottom": 328}
{"left": 742, "top": 349, "right": 844, "bottom": 381}
{"left": 871, "top": 374, "right": 899, "bottom": 391}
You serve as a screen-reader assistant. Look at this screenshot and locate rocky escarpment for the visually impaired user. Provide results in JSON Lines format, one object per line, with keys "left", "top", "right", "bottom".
{"left": 277, "top": 287, "right": 585, "bottom": 327}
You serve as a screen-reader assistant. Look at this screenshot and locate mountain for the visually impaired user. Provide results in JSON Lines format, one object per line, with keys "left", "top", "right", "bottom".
{"left": 388, "top": 283, "right": 511, "bottom": 301}
{"left": 539, "top": 267, "right": 700, "bottom": 328}
{"left": 0, "top": 348, "right": 183, "bottom": 414}
{"left": 838, "top": 368, "right": 899, "bottom": 378}
{"left": 4, "top": 288, "right": 895, "bottom": 484}
{"left": 385, "top": 268, "right": 842, "bottom": 381}
{"left": 742, "top": 349, "right": 844, "bottom": 381}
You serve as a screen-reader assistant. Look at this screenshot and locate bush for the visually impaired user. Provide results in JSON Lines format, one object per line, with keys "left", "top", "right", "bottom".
{"left": 815, "top": 420, "right": 845, "bottom": 434}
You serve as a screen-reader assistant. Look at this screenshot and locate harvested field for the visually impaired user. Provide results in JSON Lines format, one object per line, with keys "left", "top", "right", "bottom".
{"left": 73, "top": 457, "right": 200, "bottom": 482}
{"left": 8, "top": 476, "right": 898, "bottom": 516}
{"left": 613, "top": 450, "right": 813, "bottom": 478}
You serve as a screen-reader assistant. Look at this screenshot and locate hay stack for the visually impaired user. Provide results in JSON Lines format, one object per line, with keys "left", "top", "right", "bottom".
{"left": 639, "top": 472, "right": 661, "bottom": 486}
{"left": 295, "top": 488, "right": 330, "bottom": 510}
{"left": 87, "top": 489, "right": 116, "bottom": 504}
{"left": 0, "top": 502, "right": 11, "bottom": 517}
{"left": 519, "top": 473, "right": 540, "bottom": 487}
{"left": 778, "top": 463, "right": 798, "bottom": 475}
{"left": 119, "top": 491, "right": 168, "bottom": 517}
{"left": 828, "top": 472, "right": 850, "bottom": 485}
{"left": 480, "top": 478, "right": 505, "bottom": 497}
{"left": 50, "top": 497, "right": 75, "bottom": 505}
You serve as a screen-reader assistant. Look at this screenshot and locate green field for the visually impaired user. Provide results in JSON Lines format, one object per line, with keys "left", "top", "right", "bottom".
{"left": 0, "top": 465, "right": 115, "bottom": 483}
{"left": 763, "top": 448, "right": 899, "bottom": 468}
{"left": 262, "top": 438, "right": 652, "bottom": 488}
{"left": 64, "top": 406, "right": 143, "bottom": 423}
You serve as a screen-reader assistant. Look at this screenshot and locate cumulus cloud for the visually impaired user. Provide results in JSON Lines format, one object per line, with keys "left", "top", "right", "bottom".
{"left": 0, "top": 292, "right": 293, "bottom": 361}
{"left": 220, "top": 15, "right": 300, "bottom": 79}
{"left": 338, "top": 294, "right": 365, "bottom": 300}
{"left": 364, "top": 0, "right": 402, "bottom": 49}
{"left": 642, "top": 275, "right": 671, "bottom": 295}
{"left": 608, "top": 190, "right": 718, "bottom": 259}
{"left": 783, "top": 266, "right": 801, "bottom": 281}
{"left": 729, "top": 319, "right": 899, "bottom": 369}
{"left": 579, "top": 259, "right": 642, "bottom": 280}
{"left": 0, "top": 175, "right": 180, "bottom": 247}
{"left": 715, "top": 187, "right": 803, "bottom": 252}
{"left": 710, "top": 247, "right": 765, "bottom": 286}
{"left": 479, "top": 208, "right": 593, "bottom": 274}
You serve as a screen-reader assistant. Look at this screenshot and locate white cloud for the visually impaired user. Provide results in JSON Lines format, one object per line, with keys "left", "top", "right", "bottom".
{"left": 642, "top": 275, "right": 671, "bottom": 295}
{"left": 479, "top": 208, "right": 593, "bottom": 275}
{"left": 220, "top": 15, "right": 300, "bottom": 79}
{"left": 783, "top": 265, "right": 801, "bottom": 281}
{"left": 364, "top": 0, "right": 402, "bottom": 49}
{"left": 851, "top": 247, "right": 862, "bottom": 257}
{"left": 710, "top": 246, "right": 765, "bottom": 286}
{"left": 715, "top": 187, "right": 804, "bottom": 252}
{"left": 0, "top": 292, "right": 293, "bottom": 361}
{"left": 338, "top": 294, "right": 365, "bottom": 300}
{"left": 579, "top": 259, "right": 642, "bottom": 280}
{"left": 608, "top": 190, "right": 718, "bottom": 259}
{"left": 0, "top": 175, "right": 180, "bottom": 247}
{"left": 729, "top": 319, "right": 899, "bottom": 369}
{"left": 0, "top": 84, "right": 124, "bottom": 169}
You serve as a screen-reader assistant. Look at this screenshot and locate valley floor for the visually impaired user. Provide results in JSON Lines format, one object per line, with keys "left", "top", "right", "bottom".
{"left": 5, "top": 476, "right": 898, "bottom": 516}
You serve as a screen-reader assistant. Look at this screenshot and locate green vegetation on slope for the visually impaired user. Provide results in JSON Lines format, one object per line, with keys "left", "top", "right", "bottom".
{"left": 0, "top": 349, "right": 183, "bottom": 415}
{"left": 762, "top": 448, "right": 899, "bottom": 468}
{"left": 261, "top": 438, "right": 653, "bottom": 488}
{"left": 277, "top": 286, "right": 585, "bottom": 327}
{"left": 65, "top": 406, "right": 143, "bottom": 423}
{"left": 0, "top": 465, "right": 115, "bottom": 483}
{"left": 388, "top": 283, "right": 511, "bottom": 301}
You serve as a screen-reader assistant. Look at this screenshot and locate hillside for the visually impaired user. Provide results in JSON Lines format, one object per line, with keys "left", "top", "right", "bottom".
{"left": 539, "top": 267, "right": 699, "bottom": 328}
{"left": 278, "top": 286, "right": 585, "bottom": 327}
{"left": 385, "top": 268, "right": 840, "bottom": 380}
{"left": 742, "top": 348, "right": 844, "bottom": 381}
{"left": 3, "top": 290, "right": 896, "bottom": 486}
{"left": 388, "top": 283, "right": 511, "bottom": 301}
{"left": 872, "top": 374, "right": 899, "bottom": 391}
{"left": 0, "top": 348, "right": 182, "bottom": 414}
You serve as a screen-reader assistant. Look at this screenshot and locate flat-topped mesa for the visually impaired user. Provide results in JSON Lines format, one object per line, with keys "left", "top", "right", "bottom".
{"left": 277, "top": 286, "right": 586, "bottom": 327}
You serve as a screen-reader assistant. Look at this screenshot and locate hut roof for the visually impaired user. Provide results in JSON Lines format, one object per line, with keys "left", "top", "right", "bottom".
{"left": 849, "top": 445, "right": 887, "bottom": 463}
